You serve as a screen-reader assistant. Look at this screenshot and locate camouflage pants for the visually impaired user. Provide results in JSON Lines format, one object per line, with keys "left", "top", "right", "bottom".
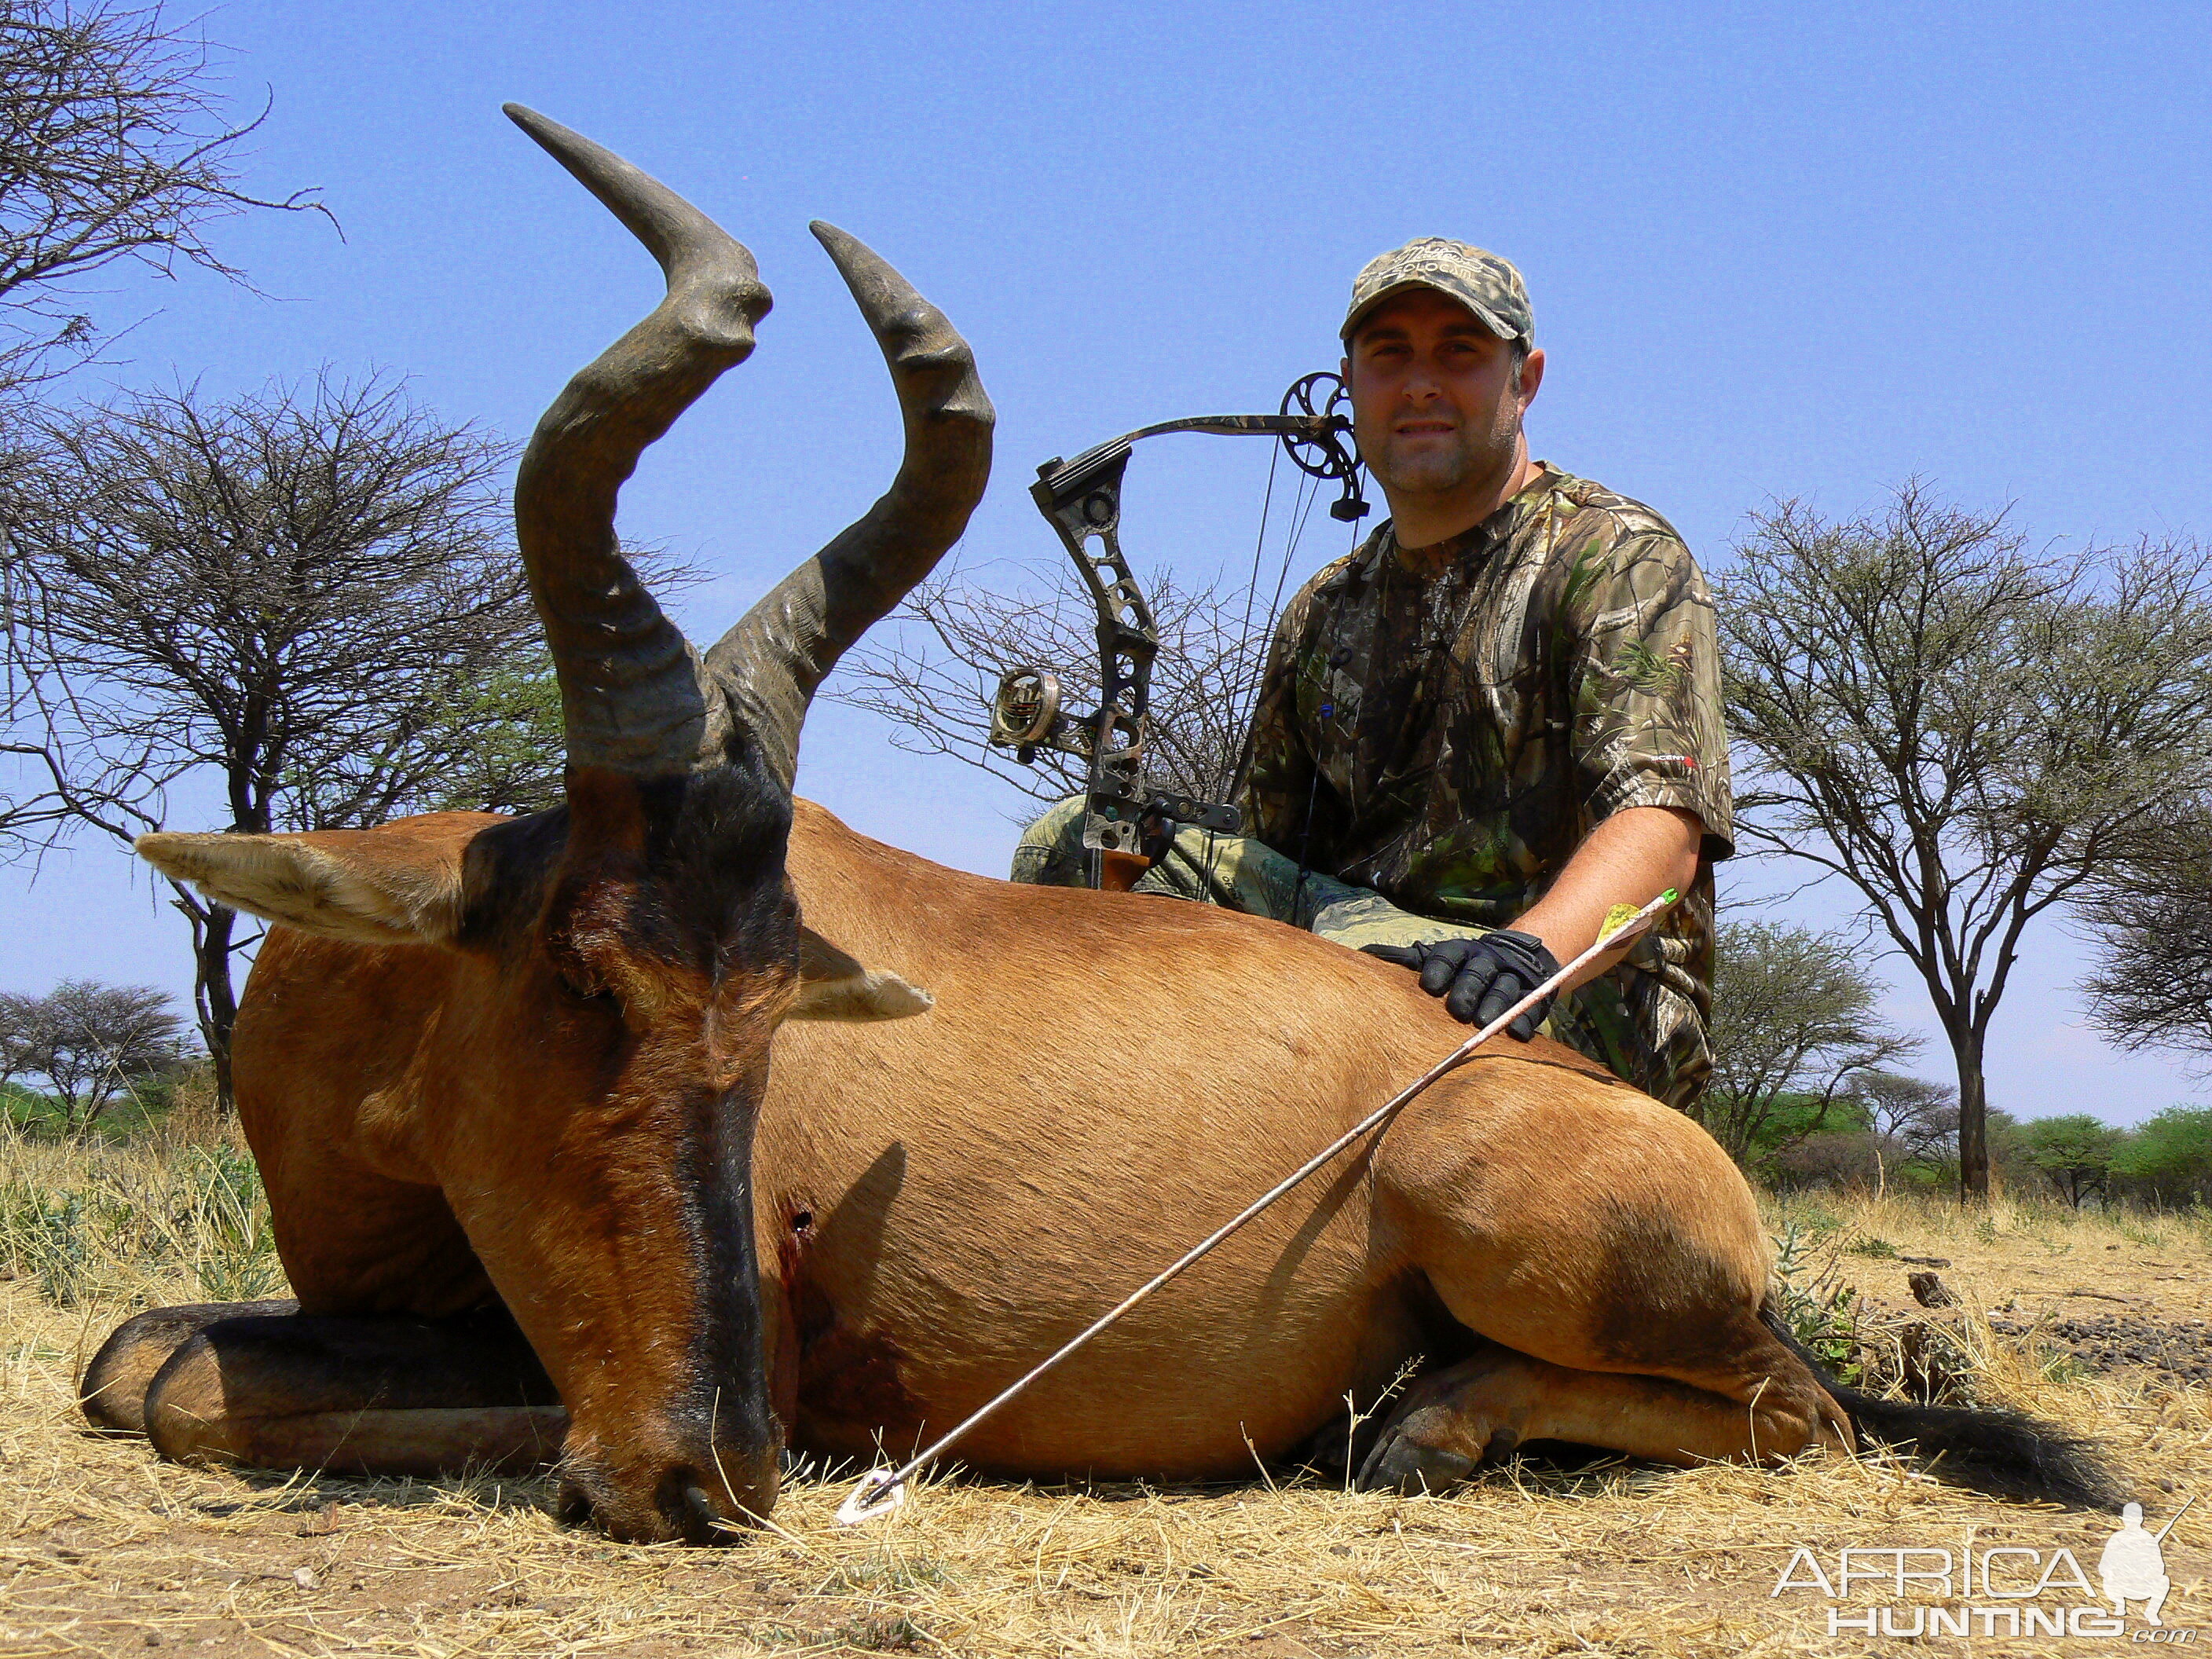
{"left": 1010, "top": 796, "right": 1701, "bottom": 1109}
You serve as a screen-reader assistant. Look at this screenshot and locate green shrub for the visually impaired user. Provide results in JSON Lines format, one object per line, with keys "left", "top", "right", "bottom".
{"left": 1771, "top": 1221, "right": 1863, "bottom": 1382}
{"left": 0, "top": 1133, "right": 285, "bottom": 1307}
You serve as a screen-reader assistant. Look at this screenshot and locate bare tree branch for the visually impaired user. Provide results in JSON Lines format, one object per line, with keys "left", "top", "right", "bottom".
{"left": 0, "top": 372, "right": 558, "bottom": 1104}
{"left": 833, "top": 555, "right": 1269, "bottom": 819}
{"left": 0, "top": 0, "right": 331, "bottom": 395}
{"left": 2079, "top": 797, "right": 2212, "bottom": 1069}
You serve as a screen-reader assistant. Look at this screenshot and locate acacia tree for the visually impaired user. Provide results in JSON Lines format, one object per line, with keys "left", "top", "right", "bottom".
{"left": 0, "top": 984, "right": 36, "bottom": 1090}
{"left": 1, "top": 375, "right": 558, "bottom": 1105}
{"left": 1700, "top": 918, "right": 1917, "bottom": 1165}
{"left": 2018, "top": 1114, "right": 2120, "bottom": 1210}
{"left": 0, "top": 0, "right": 328, "bottom": 851}
{"left": 1852, "top": 1071, "right": 1961, "bottom": 1168}
{"left": 0, "top": 0, "right": 327, "bottom": 395}
{"left": 1719, "top": 484, "right": 2212, "bottom": 1203}
{"left": 2, "top": 978, "right": 185, "bottom": 1137}
{"left": 2081, "top": 798, "right": 2212, "bottom": 1064}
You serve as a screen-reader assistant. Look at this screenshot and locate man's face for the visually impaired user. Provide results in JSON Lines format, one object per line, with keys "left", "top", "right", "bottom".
{"left": 1343, "top": 287, "right": 1541, "bottom": 515}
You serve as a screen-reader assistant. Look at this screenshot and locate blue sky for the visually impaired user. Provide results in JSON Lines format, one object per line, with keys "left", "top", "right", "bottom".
{"left": 2, "top": 2, "right": 2207, "bottom": 1124}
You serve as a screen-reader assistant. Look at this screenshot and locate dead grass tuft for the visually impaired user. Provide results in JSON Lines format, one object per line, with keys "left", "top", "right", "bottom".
{"left": 2, "top": 1141, "right": 2207, "bottom": 1655}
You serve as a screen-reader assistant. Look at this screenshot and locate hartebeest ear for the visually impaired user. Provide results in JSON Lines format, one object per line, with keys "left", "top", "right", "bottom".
{"left": 789, "top": 927, "right": 933, "bottom": 1021}
{"left": 135, "top": 826, "right": 469, "bottom": 947}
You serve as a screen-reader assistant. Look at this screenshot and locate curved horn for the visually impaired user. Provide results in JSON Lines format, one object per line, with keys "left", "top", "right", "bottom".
{"left": 701, "top": 222, "right": 994, "bottom": 789}
{"left": 504, "top": 103, "right": 771, "bottom": 777}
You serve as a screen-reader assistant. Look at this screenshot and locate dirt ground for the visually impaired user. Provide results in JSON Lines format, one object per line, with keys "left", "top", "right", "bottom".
{"left": 3, "top": 1183, "right": 2209, "bottom": 1658}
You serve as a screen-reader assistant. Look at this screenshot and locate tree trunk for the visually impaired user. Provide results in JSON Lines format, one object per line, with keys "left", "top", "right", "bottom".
{"left": 68, "top": 1078, "right": 118, "bottom": 1143}
{"left": 1953, "top": 1031, "right": 1990, "bottom": 1205}
{"left": 192, "top": 902, "right": 240, "bottom": 1115}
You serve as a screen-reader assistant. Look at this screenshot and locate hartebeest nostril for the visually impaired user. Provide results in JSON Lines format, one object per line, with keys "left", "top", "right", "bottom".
{"left": 555, "top": 1450, "right": 771, "bottom": 1545}
{"left": 555, "top": 1477, "right": 595, "bottom": 1528}
{"left": 655, "top": 1467, "right": 758, "bottom": 1546}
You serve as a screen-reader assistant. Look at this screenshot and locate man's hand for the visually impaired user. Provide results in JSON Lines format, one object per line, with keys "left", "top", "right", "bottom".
{"left": 1361, "top": 929, "right": 1563, "bottom": 1038}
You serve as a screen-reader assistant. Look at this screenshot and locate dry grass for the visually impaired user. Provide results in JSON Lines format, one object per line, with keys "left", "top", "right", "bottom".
{"left": 3, "top": 1133, "right": 2208, "bottom": 1657}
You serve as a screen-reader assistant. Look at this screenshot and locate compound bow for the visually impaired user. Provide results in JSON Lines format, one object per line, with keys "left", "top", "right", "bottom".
{"left": 987, "top": 372, "right": 1366, "bottom": 886}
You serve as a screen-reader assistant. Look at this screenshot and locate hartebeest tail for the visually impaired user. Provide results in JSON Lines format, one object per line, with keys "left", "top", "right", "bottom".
{"left": 1759, "top": 1302, "right": 2126, "bottom": 1509}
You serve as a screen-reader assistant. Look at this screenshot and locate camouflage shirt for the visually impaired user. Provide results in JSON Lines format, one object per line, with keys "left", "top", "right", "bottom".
{"left": 1238, "top": 463, "right": 1733, "bottom": 1108}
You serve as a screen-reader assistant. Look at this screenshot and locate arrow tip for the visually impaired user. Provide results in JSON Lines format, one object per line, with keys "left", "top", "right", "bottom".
{"left": 835, "top": 1469, "right": 908, "bottom": 1526}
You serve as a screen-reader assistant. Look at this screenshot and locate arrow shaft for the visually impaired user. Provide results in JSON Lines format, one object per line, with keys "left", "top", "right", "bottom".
{"left": 837, "top": 887, "right": 1679, "bottom": 1522}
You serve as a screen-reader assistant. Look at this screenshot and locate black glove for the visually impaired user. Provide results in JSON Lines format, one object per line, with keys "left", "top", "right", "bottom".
{"left": 1361, "top": 929, "right": 1563, "bottom": 1038}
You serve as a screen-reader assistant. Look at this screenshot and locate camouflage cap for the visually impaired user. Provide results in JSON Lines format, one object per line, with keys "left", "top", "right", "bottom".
{"left": 1341, "top": 237, "right": 1533, "bottom": 346}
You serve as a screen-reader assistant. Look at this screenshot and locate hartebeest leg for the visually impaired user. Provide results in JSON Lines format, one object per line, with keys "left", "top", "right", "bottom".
{"left": 82, "top": 1300, "right": 300, "bottom": 1434}
{"left": 141, "top": 1304, "right": 566, "bottom": 1478}
{"left": 1355, "top": 1332, "right": 1848, "bottom": 1494}
{"left": 1365, "top": 1081, "right": 1852, "bottom": 1495}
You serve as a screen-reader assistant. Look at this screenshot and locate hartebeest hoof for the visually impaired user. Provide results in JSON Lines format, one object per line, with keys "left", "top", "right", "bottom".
{"left": 138, "top": 1306, "right": 566, "bottom": 1478}
{"left": 82, "top": 1299, "right": 298, "bottom": 1434}
{"left": 1356, "top": 1335, "right": 1855, "bottom": 1496}
{"left": 1357, "top": 1435, "right": 1486, "bottom": 1496}
{"left": 1355, "top": 1348, "right": 1527, "bottom": 1495}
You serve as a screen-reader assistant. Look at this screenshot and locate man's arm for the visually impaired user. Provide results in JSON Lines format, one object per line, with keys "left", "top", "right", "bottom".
{"left": 1359, "top": 804, "right": 1704, "bottom": 1035}
{"left": 1511, "top": 804, "right": 1704, "bottom": 989}
{"left": 1524, "top": 518, "right": 1729, "bottom": 985}
{"left": 1363, "top": 520, "right": 1729, "bottom": 1038}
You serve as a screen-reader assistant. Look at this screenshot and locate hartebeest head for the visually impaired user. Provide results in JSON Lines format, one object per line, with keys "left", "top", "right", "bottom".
{"left": 131, "top": 108, "right": 992, "bottom": 1541}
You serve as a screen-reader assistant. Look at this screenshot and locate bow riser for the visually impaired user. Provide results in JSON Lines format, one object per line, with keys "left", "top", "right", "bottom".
{"left": 1029, "top": 443, "right": 1159, "bottom": 859}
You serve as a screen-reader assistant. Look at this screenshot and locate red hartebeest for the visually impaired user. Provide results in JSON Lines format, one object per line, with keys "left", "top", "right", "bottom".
{"left": 83, "top": 110, "right": 2118, "bottom": 1544}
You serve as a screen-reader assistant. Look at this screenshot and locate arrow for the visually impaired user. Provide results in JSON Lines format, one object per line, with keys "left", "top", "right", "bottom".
{"left": 835, "top": 886, "right": 1682, "bottom": 1525}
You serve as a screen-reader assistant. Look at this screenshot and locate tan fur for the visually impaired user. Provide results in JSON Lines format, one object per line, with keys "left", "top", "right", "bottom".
{"left": 110, "top": 796, "right": 1835, "bottom": 1518}
{"left": 753, "top": 800, "right": 1815, "bottom": 1479}
{"left": 147, "top": 1363, "right": 566, "bottom": 1478}
{"left": 209, "top": 781, "right": 794, "bottom": 1539}
{"left": 142, "top": 808, "right": 925, "bottom": 1012}
{"left": 790, "top": 928, "right": 934, "bottom": 1020}
{"left": 139, "top": 1328, "right": 565, "bottom": 1476}
{"left": 79, "top": 1301, "right": 298, "bottom": 1434}
{"left": 1359, "top": 1342, "right": 1849, "bottom": 1487}
{"left": 136, "top": 819, "right": 479, "bottom": 945}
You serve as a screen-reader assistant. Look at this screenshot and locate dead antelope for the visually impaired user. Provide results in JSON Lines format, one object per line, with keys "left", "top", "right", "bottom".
{"left": 86, "top": 108, "right": 2119, "bottom": 1544}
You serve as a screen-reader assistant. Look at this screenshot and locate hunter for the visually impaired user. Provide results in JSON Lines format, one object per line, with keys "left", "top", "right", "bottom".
{"left": 1013, "top": 238, "right": 1731, "bottom": 1111}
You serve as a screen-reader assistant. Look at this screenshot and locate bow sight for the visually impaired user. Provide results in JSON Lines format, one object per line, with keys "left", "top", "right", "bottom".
{"left": 989, "top": 372, "right": 1366, "bottom": 885}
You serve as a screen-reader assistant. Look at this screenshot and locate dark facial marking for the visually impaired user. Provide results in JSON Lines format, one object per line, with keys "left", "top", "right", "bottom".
{"left": 464, "top": 742, "right": 805, "bottom": 1525}
{"left": 645, "top": 753, "right": 802, "bottom": 1490}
